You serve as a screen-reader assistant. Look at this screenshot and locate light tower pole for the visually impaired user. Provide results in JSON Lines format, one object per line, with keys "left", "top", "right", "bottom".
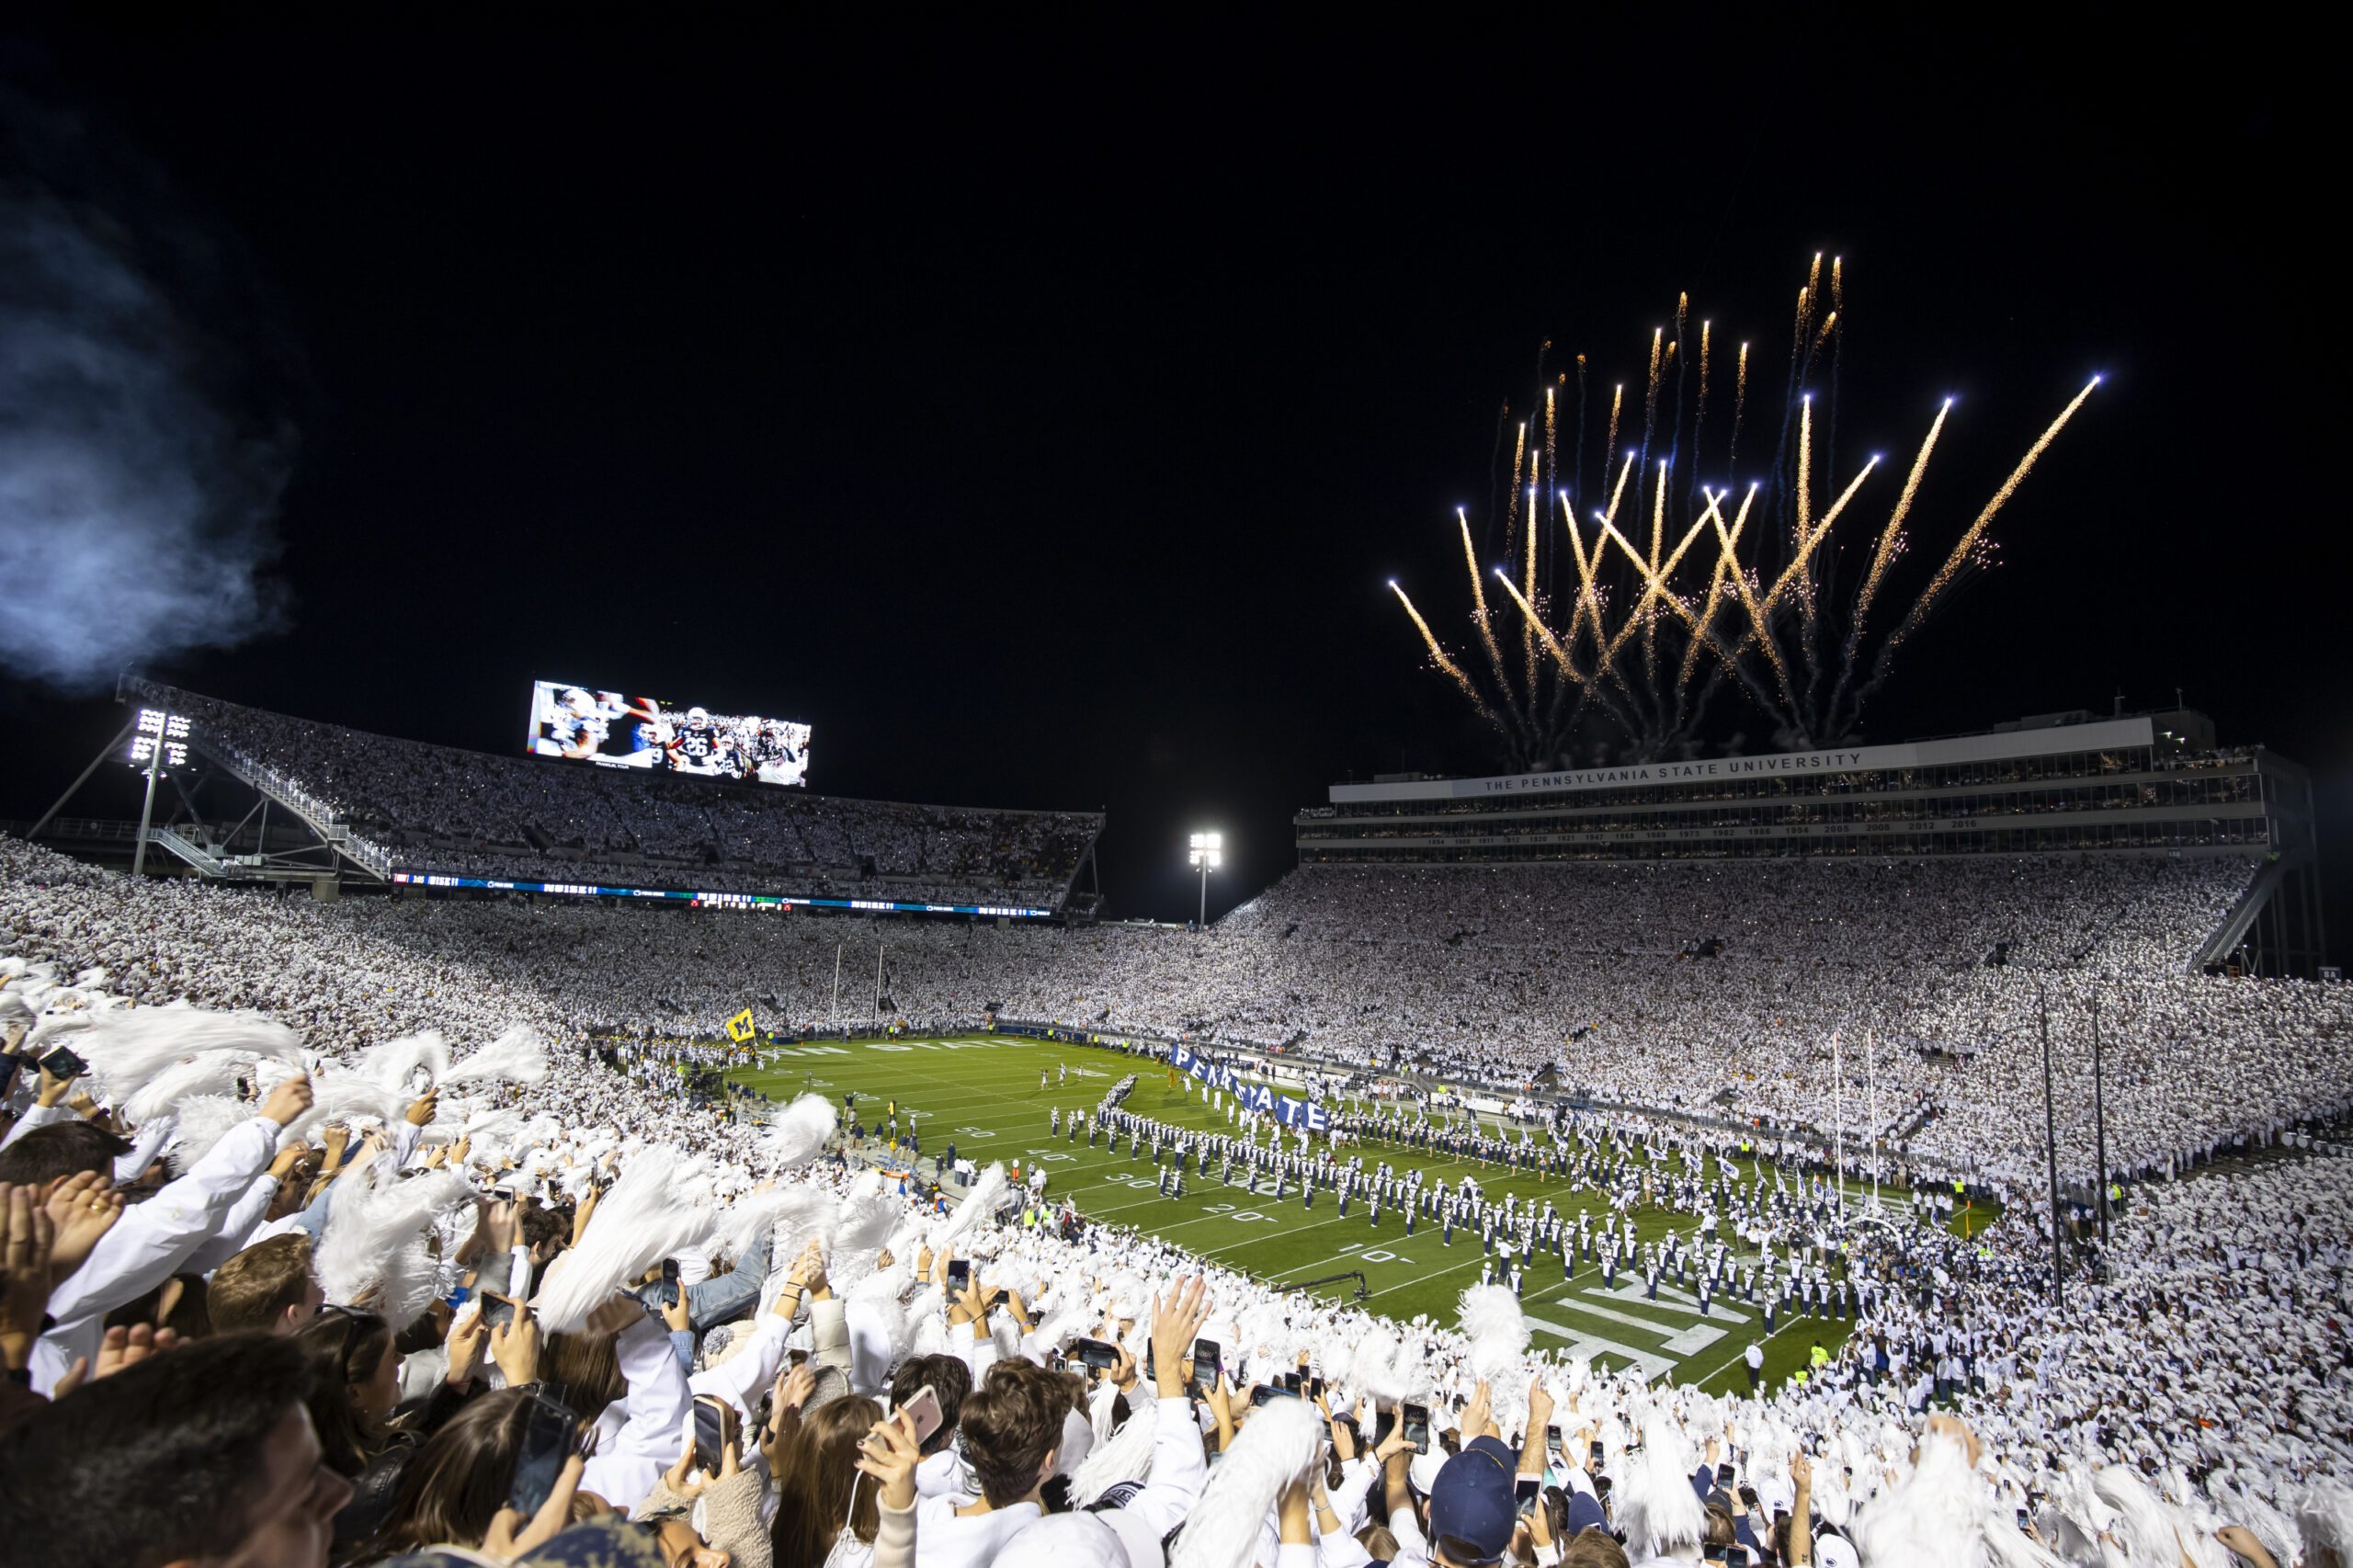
{"left": 128, "top": 708, "right": 190, "bottom": 877}
{"left": 1188, "top": 831, "right": 1222, "bottom": 929}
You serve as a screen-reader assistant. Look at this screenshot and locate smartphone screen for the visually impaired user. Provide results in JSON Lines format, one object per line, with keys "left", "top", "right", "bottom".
{"left": 901, "top": 1384, "right": 943, "bottom": 1446}
{"left": 1726, "top": 1549, "right": 1750, "bottom": 1568}
{"left": 1546, "top": 1424, "right": 1562, "bottom": 1449}
{"left": 1516, "top": 1476, "right": 1542, "bottom": 1504}
{"left": 947, "top": 1258, "right": 970, "bottom": 1286}
{"left": 2017, "top": 1509, "right": 2031, "bottom": 1532}
{"left": 1589, "top": 1439, "right": 1606, "bottom": 1467}
{"left": 692, "top": 1398, "right": 732, "bottom": 1474}
{"left": 1372, "top": 1408, "right": 1398, "bottom": 1450}
{"left": 1281, "top": 1371, "right": 1302, "bottom": 1392}
{"left": 508, "top": 1390, "right": 577, "bottom": 1517}
{"left": 1717, "top": 1462, "right": 1735, "bottom": 1488}
{"left": 1075, "top": 1337, "right": 1118, "bottom": 1371}
{"left": 1251, "top": 1383, "right": 1300, "bottom": 1406}
{"left": 37, "top": 1045, "right": 87, "bottom": 1080}
{"left": 1191, "top": 1338, "right": 1220, "bottom": 1393}
{"left": 1401, "top": 1402, "right": 1431, "bottom": 1453}
{"left": 1306, "top": 1376, "right": 1324, "bottom": 1400}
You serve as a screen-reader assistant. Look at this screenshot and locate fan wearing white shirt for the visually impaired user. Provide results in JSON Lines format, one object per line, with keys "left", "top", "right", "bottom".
{"left": 916, "top": 1275, "right": 1214, "bottom": 1568}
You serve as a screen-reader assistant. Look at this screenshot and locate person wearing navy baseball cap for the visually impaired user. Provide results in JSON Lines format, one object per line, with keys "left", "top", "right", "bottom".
{"left": 1426, "top": 1435, "right": 1522, "bottom": 1565}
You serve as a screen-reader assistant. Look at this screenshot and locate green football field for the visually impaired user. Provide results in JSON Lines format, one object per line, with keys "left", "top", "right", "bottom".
{"left": 728, "top": 1032, "right": 1894, "bottom": 1396}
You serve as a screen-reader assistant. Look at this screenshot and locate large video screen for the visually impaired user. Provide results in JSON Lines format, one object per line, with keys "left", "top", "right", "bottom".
{"left": 527, "top": 680, "right": 812, "bottom": 788}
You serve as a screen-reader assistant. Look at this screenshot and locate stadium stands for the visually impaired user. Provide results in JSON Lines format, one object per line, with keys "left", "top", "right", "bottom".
{"left": 6, "top": 831, "right": 2346, "bottom": 1187}
{"left": 131, "top": 679, "right": 1103, "bottom": 910}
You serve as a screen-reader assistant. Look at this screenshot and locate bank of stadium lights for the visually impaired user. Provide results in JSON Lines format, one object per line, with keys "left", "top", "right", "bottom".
{"left": 1188, "top": 831, "right": 1222, "bottom": 929}
{"left": 131, "top": 708, "right": 190, "bottom": 768}
{"left": 127, "top": 709, "right": 191, "bottom": 877}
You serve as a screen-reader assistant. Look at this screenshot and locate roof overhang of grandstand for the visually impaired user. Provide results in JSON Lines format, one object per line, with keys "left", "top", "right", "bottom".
{"left": 1329, "top": 716, "right": 2159, "bottom": 804}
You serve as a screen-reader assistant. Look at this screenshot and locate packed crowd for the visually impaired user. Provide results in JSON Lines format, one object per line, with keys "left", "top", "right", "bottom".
{"left": 6, "top": 835, "right": 2348, "bottom": 1192}
{"left": 133, "top": 682, "right": 1100, "bottom": 908}
{"left": 2, "top": 863, "right": 2349, "bottom": 1568}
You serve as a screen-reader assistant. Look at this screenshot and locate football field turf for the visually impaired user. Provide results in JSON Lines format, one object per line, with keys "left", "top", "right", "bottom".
{"left": 729, "top": 1031, "right": 1874, "bottom": 1396}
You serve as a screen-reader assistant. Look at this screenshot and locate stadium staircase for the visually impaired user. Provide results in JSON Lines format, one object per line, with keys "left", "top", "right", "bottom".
{"left": 136, "top": 825, "right": 346, "bottom": 892}
{"left": 144, "top": 825, "right": 233, "bottom": 878}
{"left": 2195, "top": 850, "right": 2305, "bottom": 972}
{"left": 183, "top": 739, "right": 392, "bottom": 881}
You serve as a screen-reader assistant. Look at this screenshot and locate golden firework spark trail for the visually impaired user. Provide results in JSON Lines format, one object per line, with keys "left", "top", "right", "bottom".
{"left": 1730, "top": 342, "right": 1748, "bottom": 473}
{"left": 1694, "top": 321, "right": 1711, "bottom": 479}
{"left": 1744, "top": 452, "right": 1885, "bottom": 633}
{"left": 1543, "top": 385, "right": 1559, "bottom": 536}
{"left": 1556, "top": 490, "right": 1597, "bottom": 651}
{"left": 1491, "top": 565, "right": 1583, "bottom": 685}
{"left": 1678, "top": 483, "right": 1759, "bottom": 691}
{"left": 1888, "top": 376, "right": 2104, "bottom": 650}
{"left": 1589, "top": 509, "right": 1733, "bottom": 705}
{"left": 1458, "top": 508, "right": 1515, "bottom": 705}
{"left": 1643, "top": 327, "right": 1664, "bottom": 456}
{"left": 1504, "top": 419, "right": 1528, "bottom": 552}
{"left": 1643, "top": 457, "right": 1667, "bottom": 682}
{"left": 1718, "top": 497, "right": 1796, "bottom": 710}
{"left": 1522, "top": 475, "right": 1540, "bottom": 695}
{"left": 1852, "top": 399, "right": 1952, "bottom": 631}
{"left": 1564, "top": 455, "right": 1639, "bottom": 662}
{"left": 1604, "top": 384, "right": 1623, "bottom": 483}
{"left": 1793, "top": 393, "right": 1816, "bottom": 631}
{"left": 1389, "top": 580, "right": 1502, "bottom": 725}
{"left": 1600, "top": 487, "right": 1725, "bottom": 671}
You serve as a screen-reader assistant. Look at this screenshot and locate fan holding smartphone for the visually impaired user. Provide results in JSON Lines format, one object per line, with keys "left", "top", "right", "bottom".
{"left": 657, "top": 1394, "right": 745, "bottom": 1516}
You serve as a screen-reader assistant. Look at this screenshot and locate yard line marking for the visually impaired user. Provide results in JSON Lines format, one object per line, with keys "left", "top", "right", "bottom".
{"left": 1517, "top": 1318, "right": 1677, "bottom": 1382}
{"left": 1580, "top": 1283, "right": 1755, "bottom": 1324}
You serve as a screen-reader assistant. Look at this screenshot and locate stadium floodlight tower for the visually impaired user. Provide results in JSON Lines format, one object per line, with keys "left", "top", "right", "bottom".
{"left": 127, "top": 707, "right": 191, "bottom": 877}
{"left": 1188, "top": 831, "right": 1222, "bottom": 929}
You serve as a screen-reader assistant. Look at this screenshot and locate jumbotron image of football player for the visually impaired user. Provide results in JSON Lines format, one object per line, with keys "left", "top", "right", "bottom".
{"left": 750, "top": 718, "right": 809, "bottom": 786}
{"left": 531, "top": 687, "right": 660, "bottom": 761}
{"left": 665, "top": 706, "right": 730, "bottom": 775}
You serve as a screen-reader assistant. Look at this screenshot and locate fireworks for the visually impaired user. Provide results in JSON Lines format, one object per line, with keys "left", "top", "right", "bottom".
{"left": 1389, "top": 258, "right": 2099, "bottom": 766}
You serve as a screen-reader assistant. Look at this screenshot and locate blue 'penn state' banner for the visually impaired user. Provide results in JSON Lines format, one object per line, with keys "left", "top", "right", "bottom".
{"left": 1176, "top": 1046, "right": 1243, "bottom": 1094}
{"left": 1275, "top": 1095, "right": 1329, "bottom": 1132}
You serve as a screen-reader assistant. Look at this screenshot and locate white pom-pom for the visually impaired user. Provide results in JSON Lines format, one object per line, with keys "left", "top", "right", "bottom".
{"left": 1170, "top": 1394, "right": 1324, "bottom": 1568}
{"left": 314, "top": 1165, "right": 476, "bottom": 1328}
{"left": 441, "top": 1026, "right": 549, "bottom": 1088}
{"left": 1457, "top": 1282, "right": 1529, "bottom": 1381}
{"left": 758, "top": 1095, "right": 837, "bottom": 1170}
{"left": 533, "top": 1147, "right": 714, "bottom": 1334}
{"left": 165, "top": 1096, "right": 259, "bottom": 1174}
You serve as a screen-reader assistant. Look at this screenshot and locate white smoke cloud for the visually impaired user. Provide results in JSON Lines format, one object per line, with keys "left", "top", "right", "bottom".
{"left": 0, "top": 188, "right": 290, "bottom": 691}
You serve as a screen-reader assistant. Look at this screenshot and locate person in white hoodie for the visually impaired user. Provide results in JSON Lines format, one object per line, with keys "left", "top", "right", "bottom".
{"left": 916, "top": 1274, "right": 1214, "bottom": 1568}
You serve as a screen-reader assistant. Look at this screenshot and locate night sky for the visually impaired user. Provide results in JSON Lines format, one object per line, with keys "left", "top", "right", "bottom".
{"left": 2, "top": 13, "right": 2345, "bottom": 956}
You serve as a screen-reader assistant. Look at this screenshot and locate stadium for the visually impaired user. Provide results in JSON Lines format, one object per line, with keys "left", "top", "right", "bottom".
{"left": 6, "top": 675, "right": 2348, "bottom": 1556}
{"left": 2, "top": 21, "right": 2348, "bottom": 1568}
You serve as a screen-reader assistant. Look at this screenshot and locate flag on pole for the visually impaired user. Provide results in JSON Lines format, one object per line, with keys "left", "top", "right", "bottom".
{"left": 724, "top": 1008, "right": 756, "bottom": 1043}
